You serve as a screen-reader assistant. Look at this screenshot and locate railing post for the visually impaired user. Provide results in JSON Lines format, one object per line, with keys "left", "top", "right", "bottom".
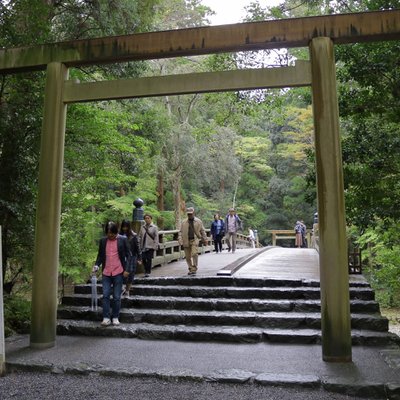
{"left": 310, "top": 37, "right": 352, "bottom": 362}
{"left": 30, "top": 62, "right": 68, "bottom": 349}
{"left": 158, "top": 232, "right": 165, "bottom": 264}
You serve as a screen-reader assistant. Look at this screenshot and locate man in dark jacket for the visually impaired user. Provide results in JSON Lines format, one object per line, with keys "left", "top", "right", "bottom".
{"left": 210, "top": 213, "right": 225, "bottom": 253}
{"left": 93, "top": 221, "right": 130, "bottom": 326}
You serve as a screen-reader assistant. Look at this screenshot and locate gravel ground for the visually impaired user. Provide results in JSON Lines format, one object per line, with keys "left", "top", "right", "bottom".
{"left": 0, "top": 372, "right": 385, "bottom": 400}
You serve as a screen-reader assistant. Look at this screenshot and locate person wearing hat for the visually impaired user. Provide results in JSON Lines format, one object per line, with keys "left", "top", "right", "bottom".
{"left": 178, "top": 207, "right": 208, "bottom": 275}
{"left": 225, "top": 207, "right": 242, "bottom": 253}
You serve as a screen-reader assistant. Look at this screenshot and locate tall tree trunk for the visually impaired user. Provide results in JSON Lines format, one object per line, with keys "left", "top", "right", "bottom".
{"left": 219, "top": 179, "right": 225, "bottom": 193}
{"left": 156, "top": 169, "right": 165, "bottom": 211}
{"left": 156, "top": 169, "right": 165, "bottom": 229}
{"left": 172, "top": 168, "right": 182, "bottom": 229}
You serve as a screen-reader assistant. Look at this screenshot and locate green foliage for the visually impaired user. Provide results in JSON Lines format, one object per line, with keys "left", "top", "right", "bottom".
{"left": 0, "top": 73, "right": 45, "bottom": 293}
{"left": 0, "top": 0, "right": 52, "bottom": 46}
{"left": 4, "top": 296, "right": 31, "bottom": 337}
{"left": 50, "top": 0, "right": 161, "bottom": 40}
{"left": 0, "top": 2, "right": 49, "bottom": 292}
{"left": 154, "top": 0, "right": 213, "bottom": 29}
{"left": 58, "top": 101, "right": 151, "bottom": 284}
{"left": 342, "top": 117, "right": 400, "bottom": 227}
{"left": 185, "top": 193, "right": 219, "bottom": 224}
{"left": 357, "top": 221, "right": 400, "bottom": 307}
{"left": 0, "top": 0, "right": 163, "bottom": 295}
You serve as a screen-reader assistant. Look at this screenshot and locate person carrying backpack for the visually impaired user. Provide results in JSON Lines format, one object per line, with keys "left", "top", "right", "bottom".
{"left": 225, "top": 208, "right": 242, "bottom": 253}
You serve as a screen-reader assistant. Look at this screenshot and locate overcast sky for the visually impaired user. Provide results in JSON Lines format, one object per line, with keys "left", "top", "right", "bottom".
{"left": 201, "top": 0, "right": 281, "bottom": 25}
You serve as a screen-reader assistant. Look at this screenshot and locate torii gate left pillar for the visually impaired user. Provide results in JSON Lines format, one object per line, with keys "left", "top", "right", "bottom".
{"left": 30, "top": 62, "right": 68, "bottom": 349}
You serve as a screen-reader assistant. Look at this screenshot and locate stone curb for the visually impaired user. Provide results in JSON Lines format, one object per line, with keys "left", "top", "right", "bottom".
{"left": 217, "top": 246, "right": 274, "bottom": 276}
{"left": 5, "top": 361, "right": 400, "bottom": 399}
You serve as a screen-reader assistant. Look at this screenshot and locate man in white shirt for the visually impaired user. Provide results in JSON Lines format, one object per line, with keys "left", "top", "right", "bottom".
{"left": 248, "top": 227, "right": 256, "bottom": 248}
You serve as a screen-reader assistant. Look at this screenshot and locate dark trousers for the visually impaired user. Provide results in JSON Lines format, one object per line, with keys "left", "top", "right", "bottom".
{"left": 142, "top": 249, "right": 154, "bottom": 274}
{"left": 214, "top": 234, "right": 223, "bottom": 253}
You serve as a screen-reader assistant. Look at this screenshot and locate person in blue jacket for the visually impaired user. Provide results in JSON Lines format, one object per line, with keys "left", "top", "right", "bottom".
{"left": 210, "top": 213, "right": 225, "bottom": 253}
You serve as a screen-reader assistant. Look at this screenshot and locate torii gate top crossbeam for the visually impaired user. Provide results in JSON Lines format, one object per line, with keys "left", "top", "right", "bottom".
{"left": 0, "top": 9, "right": 400, "bottom": 74}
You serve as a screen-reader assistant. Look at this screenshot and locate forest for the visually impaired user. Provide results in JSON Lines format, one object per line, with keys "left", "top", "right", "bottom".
{"left": 0, "top": 0, "right": 399, "bottom": 334}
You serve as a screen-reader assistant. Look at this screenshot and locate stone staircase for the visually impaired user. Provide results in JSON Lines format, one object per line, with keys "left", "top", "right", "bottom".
{"left": 57, "top": 276, "right": 398, "bottom": 345}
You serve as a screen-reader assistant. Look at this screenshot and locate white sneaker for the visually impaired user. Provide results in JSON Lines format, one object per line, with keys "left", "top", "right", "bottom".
{"left": 101, "top": 318, "right": 111, "bottom": 326}
{"left": 112, "top": 318, "right": 120, "bottom": 326}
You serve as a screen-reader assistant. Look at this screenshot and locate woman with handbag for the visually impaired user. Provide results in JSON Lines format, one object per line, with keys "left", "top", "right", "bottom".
{"left": 138, "top": 214, "right": 159, "bottom": 277}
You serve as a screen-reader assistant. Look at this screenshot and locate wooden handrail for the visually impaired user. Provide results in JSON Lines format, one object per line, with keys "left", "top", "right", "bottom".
{"left": 267, "top": 229, "right": 311, "bottom": 248}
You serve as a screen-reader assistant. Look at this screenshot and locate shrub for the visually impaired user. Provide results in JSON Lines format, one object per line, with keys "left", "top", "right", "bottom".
{"left": 3, "top": 296, "right": 31, "bottom": 337}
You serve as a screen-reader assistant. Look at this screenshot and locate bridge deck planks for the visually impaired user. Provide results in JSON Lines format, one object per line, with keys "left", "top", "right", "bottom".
{"left": 147, "top": 247, "right": 367, "bottom": 284}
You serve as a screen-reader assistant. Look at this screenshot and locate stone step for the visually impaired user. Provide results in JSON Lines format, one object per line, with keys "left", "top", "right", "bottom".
{"left": 74, "top": 276, "right": 370, "bottom": 293}
{"left": 130, "top": 276, "right": 371, "bottom": 288}
{"left": 74, "top": 285, "right": 374, "bottom": 301}
{"left": 56, "top": 319, "right": 397, "bottom": 346}
{"left": 57, "top": 306, "right": 389, "bottom": 332}
{"left": 61, "top": 294, "right": 380, "bottom": 314}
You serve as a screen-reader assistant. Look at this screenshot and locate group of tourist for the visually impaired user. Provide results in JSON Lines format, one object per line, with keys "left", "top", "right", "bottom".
{"left": 92, "top": 214, "right": 159, "bottom": 327}
{"left": 179, "top": 207, "right": 244, "bottom": 275}
{"left": 209, "top": 207, "right": 243, "bottom": 254}
{"left": 92, "top": 207, "right": 246, "bottom": 327}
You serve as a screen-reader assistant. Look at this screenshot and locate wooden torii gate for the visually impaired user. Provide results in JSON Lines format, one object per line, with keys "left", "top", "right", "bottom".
{"left": 1, "top": 10, "right": 400, "bottom": 362}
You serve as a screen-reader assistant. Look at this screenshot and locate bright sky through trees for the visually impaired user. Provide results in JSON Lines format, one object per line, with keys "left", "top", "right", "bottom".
{"left": 201, "top": 0, "right": 281, "bottom": 25}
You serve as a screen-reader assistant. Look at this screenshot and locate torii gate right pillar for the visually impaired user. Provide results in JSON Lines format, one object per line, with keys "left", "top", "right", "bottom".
{"left": 310, "top": 37, "right": 352, "bottom": 362}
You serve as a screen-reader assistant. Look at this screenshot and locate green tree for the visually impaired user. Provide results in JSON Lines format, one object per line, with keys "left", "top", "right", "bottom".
{"left": 0, "top": 0, "right": 52, "bottom": 293}
{"left": 0, "top": 0, "right": 160, "bottom": 293}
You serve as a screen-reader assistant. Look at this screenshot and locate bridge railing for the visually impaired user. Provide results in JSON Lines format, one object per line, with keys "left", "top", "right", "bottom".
{"left": 152, "top": 229, "right": 251, "bottom": 268}
{"left": 280, "top": 224, "right": 362, "bottom": 274}
{"left": 267, "top": 229, "right": 311, "bottom": 248}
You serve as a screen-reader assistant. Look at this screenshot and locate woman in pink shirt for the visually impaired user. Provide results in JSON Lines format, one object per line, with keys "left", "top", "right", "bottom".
{"left": 93, "top": 222, "right": 130, "bottom": 326}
